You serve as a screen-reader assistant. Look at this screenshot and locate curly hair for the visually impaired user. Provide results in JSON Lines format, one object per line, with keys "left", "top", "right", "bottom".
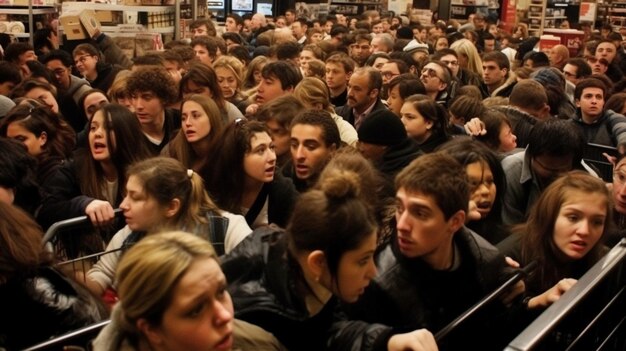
{"left": 126, "top": 66, "right": 178, "bottom": 106}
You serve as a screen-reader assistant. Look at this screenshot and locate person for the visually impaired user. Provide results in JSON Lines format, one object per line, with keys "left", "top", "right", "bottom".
{"left": 400, "top": 94, "right": 450, "bottom": 153}
{"left": 474, "top": 108, "right": 518, "bottom": 154}
{"left": 482, "top": 51, "right": 517, "bottom": 98}
{"left": 420, "top": 60, "right": 452, "bottom": 105}
{"left": 0, "top": 202, "right": 108, "bottom": 350}
{"left": 189, "top": 18, "right": 217, "bottom": 37}
{"left": 0, "top": 61, "right": 22, "bottom": 97}
{"left": 498, "top": 172, "right": 610, "bottom": 312}
{"left": 180, "top": 63, "right": 244, "bottom": 124}
{"left": 222, "top": 168, "right": 406, "bottom": 351}
{"left": 9, "top": 79, "right": 59, "bottom": 114}
{"left": 325, "top": 53, "right": 356, "bottom": 108}
{"left": 243, "top": 55, "right": 269, "bottom": 90}
{"left": 328, "top": 151, "right": 519, "bottom": 351}
{"left": 83, "top": 157, "right": 252, "bottom": 298}
{"left": 38, "top": 104, "right": 152, "bottom": 229}
{"left": 213, "top": 55, "right": 249, "bottom": 114}
{"left": 386, "top": 73, "right": 426, "bottom": 117}
{"left": 163, "top": 94, "right": 225, "bottom": 172}
{"left": 107, "top": 70, "right": 134, "bottom": 112}
{"left": 92, "top": 231, "right": 284, "bottom": 351}
{"left": 245, "top": 61, "right": 302, "bottom": 117}
{"left": 450, "top": 38, "right": 483, "bottom": 78}
{"left": 203, "top": 119, "right": 298, "bottom": 229}
{"left": 0, "top": 138, "right": 40, "bottom": 214}
{"left": 335, "top": 66, "right": 386, "bottom": 129}
{"left": 72, "top": 43, "right": 123, "bottom": 93}
{"left": 608, "top": 156, "right": 626, "bottom": 246}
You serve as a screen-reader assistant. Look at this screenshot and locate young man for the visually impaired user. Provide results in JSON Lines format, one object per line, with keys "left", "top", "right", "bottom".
{"left": 4, "top": 42, "right": 37, "bottom": 76}
{"left": 482, "top": 51, "right": 516, "bottom": 97}
{"left": 595, "top": 39, "right": 623, "bottom": 83}
{"left": 329, "top": 152, "right": 521, "bottom": 351}
{"left": 189, "top": 18, "right": 217, "bottom": 37}
{"left": 126, "top": 66, "right": 180, "bottom": 155}
{"left": 571, "top": 77, "right": 626, "bottom": 148}
{"left": 291, "top": 18, "right": 308, "bottom": 45}
{"left": 246, "top": 61, "right": 302, "bottom": 116}
{"left": 335, "top": 66, "right": 386, "bottom": 129}
{"left": 420, "top": 60, "right": 451, "bottom": 105}
{"left": 563, "top": 58, "right": 592, "bottom": 85}
{"left": 0, "top": 61, "right": 22, "bottom": 97}
{"left": 190, "top": 36, "right": 223, "bottom": 67}
{"left": 349, "top": 33, "right": 373, "bottom": 67}
{"left": 325, "top": 53, "right": 355, "bottom": 108}
{"left": 225, "top": 13, "right": 244, "bottom": 34}
{"left": 283, "top": 110, "right": 340, "bottom": 192}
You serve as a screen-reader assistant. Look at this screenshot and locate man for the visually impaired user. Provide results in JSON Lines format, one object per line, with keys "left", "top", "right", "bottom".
{"left": 502, "top": 119, "right": 585, "bottom": 225}
{"left": 482, "top": 51, "right": 516, "bottom": 97}
{"left": 291, "top": 18, "right": 308, "bottom": 45}
{"left": 4, "top": 42, "right": 37, "bottom": 77}
{"left": 325, "top": 53, "right": 355, "bottom": 108}
{"left": 41, "top": 50, "right": 92, "bottom": 133}
{"left": 335, "top": 66, "right": 386, "bottom": 129}
{"left": 548, "top": 44, "right": 569, "bottom": 71}
{"left": 127, "top": 66, "right": 180, "bottom": 155}
{"left": 371, "top": 20, "right": 383, "bottom": 34}
{"left": 349, "top": 33, "right": 373, "bottom": 67}
{"left": 563, "top": 58, "right": 592, "bottom": 85}
{"left": 571, "top": 77, "right": 626, "bottom": 148}
{"left": 190, "top": 36, "right": 221, "bottom": 67}
{"left": 189, "top": 18, "right": 217, "bottom": 37}
{"left": 586, "top": 55, "right": 609, "bottom": 75}
{"left": 380, "top": 59, "right": 407, "bottom": 98}
{"left": 0, "top": 61, "right": 22, "bottom": 97}
{"left": 329, "top": 152, "right": 520, "bottom": 351}
{"left": 247, "top": 61, "right": 302, "bottom": 116}
{"left": 403, "top": 40, "right": 430, "bottom": 68}
{"left": 285, "top": 9, "right": 296, "bottom": 26}
{"left": 371, "top": 33, "right": 393, "bottom": 53}
{"left": 284, "top": 110, "right": 340, "bottom": 192}
{"left": 522, "top": 51, "right": 550, "bottom": 70}
{"left": 225, "top": 13, "right": 244, "bottom": 34}
{"left": 595, "top": 39, "right": 623, "bottom": 82}
{"left": 434, "top": 49, "right": 484, "bottom": 94}
{"left": 420, "top": 61, "right": 451, "bottom": 104}
{"left": 482, "top": 33, "right": 497, "bottom": 53}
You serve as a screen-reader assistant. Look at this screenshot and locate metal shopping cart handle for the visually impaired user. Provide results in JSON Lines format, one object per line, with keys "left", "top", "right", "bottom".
{"left": 42, "top": 209, "right": 123, "bottom": 245}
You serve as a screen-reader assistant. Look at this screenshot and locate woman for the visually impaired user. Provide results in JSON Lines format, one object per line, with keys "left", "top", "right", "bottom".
{"left": 0, "top": 202, "right": 107, "bottom": 350}
{"left": 38, "top": 104, "right": 152, "bottom": 229}
{"left": 180, "top": 63, "right": 244, "bottom": 124}
{"left": 92, "top": 231, "right": 284, "bottom": 351}
{"left": 400, "top": 94, "right": 450, "bottom": 153}
{"left": 243, "top": 55, "right": 269, "bottom": 90}
{"left": 608, "top": 156, "right": 626, "bottom": 246}
{"left": 203, "top": 119, "right": 298, "bottom": 228}
{"left": 222, "top": 169, "right": 379, "bottom": 351}
{"left": 9, "top": 79, "right": 60, "bottom": 115}
{"left": 434, "top": 35, "right": 449, "bottom": 51}
{"left": 474, "top": 108, "right": 518, "bottom": 154}
{"left": 386, "top": 73, "right": 426, "bottom": 117}
{"left": 0, "top": 104, "right": 75, "bottom": 183}
{"left": 84, "top": 157, "right": 252, "bottom": 297}
{"left": 73, "top": 43, "right": 122, "bottom": 93}
{"left": 164, "top": 94, "right": 224, "bottom": 172}
{"left": 498, "top": 171, "right": 611, "bottom": 309}
{"left": 0, "top": 139, "right": 40, "bottom": 214}
{"left": 213, "top": 55, "right": 249, "bottom": 114}
{"left": 107, "top": 70, "right": 134, "bottom": 112}
{"left": 438, "top": 137, "right": 509, "bottom": 244}
{"left": 450, "top": 38, "right": 484, "bottom": 78}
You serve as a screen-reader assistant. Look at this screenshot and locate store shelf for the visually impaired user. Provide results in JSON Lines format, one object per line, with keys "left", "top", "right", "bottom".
{"left": 2, "top": 6, "right": 56, "bottom": 15}
{"left": 61, "top": 2, "right": 175, "bottom": 12}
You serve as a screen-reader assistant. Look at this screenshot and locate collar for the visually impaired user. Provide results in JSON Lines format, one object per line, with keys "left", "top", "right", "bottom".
{"left": 520, "top": 149, "right": 534, "bottom": 185}
{"left": 352, "top": 99, "right": 378, "bottom": 127}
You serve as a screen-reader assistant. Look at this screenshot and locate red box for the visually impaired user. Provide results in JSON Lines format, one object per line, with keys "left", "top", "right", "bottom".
{"left": 543, "top": 29, "right": 585, "bottom": 57}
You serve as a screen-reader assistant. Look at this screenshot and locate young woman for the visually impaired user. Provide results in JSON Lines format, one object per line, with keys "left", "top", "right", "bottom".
{"left": 180, "top": 63, "right": 244, "bottom": 124}
{"left": 163, "top": 94, "right": 225, "bottom": 172}
{"left": 450, "top": 38, "right": 484, "bottom": 78}
{"left": 386, "top": 73, "right": 426, "bottom": 117}
{"left": 0, "top": 104, "right": 75, "bottom": 183}
{"left": 400, "top": 94, "right": 450, "bottom": 153}
{"left": 438, "top": 137, "right": 509, "bottom": 244}
{"left": 221, "top": 169, "right": 380, "bottom": 351}
{"left": 84, "top": 157, "right": 252, "bottom": 298}
{"left": 38, "top": 104, "right": 152, "bottom": 229}
{"left": 475, "top": 108, "right": 518, "bottom": 154}
{"left": 92, "top": 231, "right": 283, "bottom": 351}
{"left": 212, "top": 55, "right": 249, "bottom": 114}
{"left": 9, "top": 79, "right": 59, "bottom": 115}
{"left": 107, "top": 70, "right": 134, "bottom": 112}
{"left": 243, "top": 55, "right": 268, "bottom": 90}
{"left": 0, "top": 202, "right": 107, "bottom": 350}
{"left": 203, "top": 119, "right": 298, "bottom": 228}
{"left": 498, "top": 171, "right": 611, "bottom": 310}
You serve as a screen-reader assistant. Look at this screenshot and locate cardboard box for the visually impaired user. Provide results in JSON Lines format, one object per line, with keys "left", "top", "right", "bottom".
{"left": 544, "top": 29, "right": 585, "bottom": 57}
{"left": 122, "top": 0, "right": 142, "bottom": 5}
{"left": 95, "top": 10, "right": 113, "bottom": 23}
{"left": 79, "top": 9, "right": 101, "bottom": 38}
{"left": 60, "top": 10, "right": 86, "bottom": 40}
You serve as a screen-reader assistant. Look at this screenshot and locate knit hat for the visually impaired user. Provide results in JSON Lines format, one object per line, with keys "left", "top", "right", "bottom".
{"left": 358, "top": 109, "right": 407, "bottom": 146}
{"left": 403, "top": 39, "right": 429, "bottom": 54}
{"left": 0, "top": 95, "right": 15, "bottom": 119}
{"left": 531, "top": 67, "right": 565, "bottom": 88}
{"left": 396, "top": 27, "right": 413, "bottom": 40}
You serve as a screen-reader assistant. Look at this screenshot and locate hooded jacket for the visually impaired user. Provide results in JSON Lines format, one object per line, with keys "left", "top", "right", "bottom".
{"left": 570, "top": 108, "right": 626, "bottom": 147}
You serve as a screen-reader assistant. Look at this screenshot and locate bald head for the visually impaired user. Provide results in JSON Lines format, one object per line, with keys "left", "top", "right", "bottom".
{"left": 549, "top": 45, "right": 570, "bottom": 67}
{"left": 251, "top": 13, "right": 267, "bottom": 30}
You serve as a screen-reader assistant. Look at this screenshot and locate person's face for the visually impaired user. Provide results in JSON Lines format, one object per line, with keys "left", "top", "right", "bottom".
{"left": 562, "top": 63, "right": 580, "bottom": 84}
{"left": 435, "top": 37, "right": 449, "bottom": 51}
{"left": 386, "top": 84, "right": 403, "bottom": 117}
{"left": 194, "top": 45, "right": 213, "bottom": 66}
{"left": 395, "top": 188, "right": 463, "bottom": 266}
{"left": 524, "top": 59, "right": 534, "bottom": 69}
{"left": 133, "top": 91, "right": 165, "bottom": 126}
{"left": 290, "top": 124, "right": 336, "bottom": 180}
{"left": 256, "top": 75, "right": 287, "bottom": 105}
{"left": 349, "top": 40, "right": 372, "bottom": 62}
{"left": 372, "top": 23, "right": 383, "bottom": 34}
{"left": 587, "top": 56, "right": 608, "bottom": 74}
{"left": 337, "top": 15, "right": 347, "bottom": 26}
{"left": 357, "top": 141, "right": 387, "bottom": 163}
{"left": 420, "top": 64, "right": 447, "bottom": 95}
{"left": 244, "top": 132, "right": 276, "bottom": 184}
{"left": 6, "top": 122, "right": 47, "bottom": 156}
{"left": 439, "top": 54, "right": 459, "bottom": 77}
{"left": 264, "top": 119, "right": 290, "bottom": 157}
{"left": 575, "top": 87, "right": 604, "bottom": 121}
{"left": 89, "top": 110, "right": 115, "bottom": 163}
{"left": 484, "top": 39, "right": 495, "bottom": 53}
{"left": 531, "top": 153, "right": 574, "bottom": 189}
{"left": 473, "top": 17, "right": 486, "bottom": 30}
{"left": 0, "top": 81, "right": 16, "bottom": 96}
{"left": 74, "top": 53, "right": 98, "bottom": 78}
{"left": 83, "top": 92, "right": 109, "bottom": 120}
{"left": 182, "top": 100, "right": 211, "bottom": 143}
{"left": 372, "top": 57, "right": 389, "bottom": 72}
{"left": 291, "top": 22, "right": 304, "bottom": 38}
{"left": 381, "top": 62, "right": 400, "bottom": 86}
{"left": 300, "top": 50, "right": 315, "bottom": 70}
{"left": 400, "top": 101, "right": 432, "bottom": 143}
{"left": 0, "top": 186, "right": 14, "bottom": 204}
{"left": 25, "top": 87, "right": 59, "bottom": 114}
{"left": 275, "top": 18, "right": 286, "bottom": 28}
{"left": 325, "top": 62, "right": 350, "bottom": 90}
{"left": 553, "top": 190, "right": 606, "bottom": 261}
{"left": 613, "top": 163, "right": 626, "bottom": 213}
{"left": 243, "top": 19, "right": 252, "bottom": 34}
{"left": 349, "top": 18, "right": 357, "bottom": 29}
{"left": 324, "top": 21, "right": 333, "bottom": 34}
{"left": 215, "top": 67, "right": 238, "bottom": 99}
{"left": 192, "top": 24, "right": 210, "bottom": 38}
{"left": 498, "top": 123, "right": 517, "bottom": 152}
{"left": 45, "top": 59, "right": 71, "bottom": 90}
{"left": 183, "top": 80, "right": 213, "bottom": 100}
{"left": 250, "top": 16, "right": 263, "bottom": 30}
{"left": 119, "top": 175, "right": 171, "bottom": 231}
{"left": 147, "top": 257, "right": 234, "bottom": 351}
{"left": 329, "top": 231, "right": 377, "bottom": 303}
{"left": 466, "top": 161, "right": 496, "bottom": 219}
{"left": 347, "top": 73, "right": 377, "bottom": 110}
{"left": 225, "top": 17, "right": 240, "bottom": 32}
{"left": 482, "top": 60, "right": 506, "bottom": 86}
{"left": 488, "top": 24, "right": 499, "bottom": 37}
{"left": 163, "top": 60, "right": 183, "bottom": 85}
{"left": 285, "top": 11, "right": 296, "bottom": 24}
{"left": 310, "top": 32, "right": 323, "bottom": 44}
{"left": 370, "top": 37, "right": 382, "bottom": 53}
{"left": 596, "top": 42, "right": 617, "bottom": 63}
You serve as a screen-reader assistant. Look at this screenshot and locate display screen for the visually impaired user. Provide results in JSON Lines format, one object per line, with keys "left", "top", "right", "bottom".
{"left": 232, "top": 0, "right": 253, "bottom": 11}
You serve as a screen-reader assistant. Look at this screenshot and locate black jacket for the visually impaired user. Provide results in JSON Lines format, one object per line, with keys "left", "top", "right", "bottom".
{"left": 377, "top": 138, "right": 422, "bottom": 181}
{"left": 493, "top": 106, "right": 537, "bottom": 149}
{"left": 335, "top": 99, "right": 388, "bottom": 128}
{"left": 245, "top": 172, "right": 299, "bottom": 228}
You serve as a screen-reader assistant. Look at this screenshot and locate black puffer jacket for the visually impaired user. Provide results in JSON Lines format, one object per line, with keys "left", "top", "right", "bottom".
{"left": 328, "top": 227, "right": 517, "bottom": 351}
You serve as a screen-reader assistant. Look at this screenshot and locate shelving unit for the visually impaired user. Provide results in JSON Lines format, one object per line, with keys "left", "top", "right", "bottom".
{"left": 610, "top": 1, "right": 626, "bottom": 30}
{"left": 329, "top": 1, "right": 382, "bottom": 16}
{"left": 0, "top": 3, "right": 57, "bottom": 44}
{"left": 449, "top": 4, "right": 488, "bottom": 21}
{"left": 528, "top": 0, "right": 546, "bottom": 35}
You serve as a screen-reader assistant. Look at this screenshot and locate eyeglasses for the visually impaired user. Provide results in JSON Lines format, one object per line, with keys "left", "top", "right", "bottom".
{"left": 585, "top": 56, "right": 608, "bottom": 65}
{"left": 421, "top": 67, "right": 441, "bottom": 80}
{"left": 440, "top": 60, "right": 459, "bottom": 67}
{"left": 51, "top": 68, "right": 67, "bottom": 76}
{"left": 381, "top": 71, "right": 399, "bottom": 79}
{"left": 74, "top": 54, "right": 93, "bottom": 65}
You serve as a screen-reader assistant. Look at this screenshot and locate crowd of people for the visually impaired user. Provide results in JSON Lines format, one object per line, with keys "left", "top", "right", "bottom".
{"left": 0, "top": 6, "right": 625, "bottom": 351}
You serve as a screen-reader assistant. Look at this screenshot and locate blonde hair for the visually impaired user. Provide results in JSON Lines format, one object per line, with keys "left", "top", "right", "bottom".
{"left": 450, "top": 38, "right": 484, "bottom": 77}
{"left": 212, "top": 56, "right": 244, "bottom": 93}
{"left": 116, "top": 231, "right": 217, "bottom": 337}
{"left": 293, "top": 77, "right": 334, "bottom": 113}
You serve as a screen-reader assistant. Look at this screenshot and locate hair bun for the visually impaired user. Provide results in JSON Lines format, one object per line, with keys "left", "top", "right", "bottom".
{"left": 319, "top": 169, "right": 361, "bottom": 200}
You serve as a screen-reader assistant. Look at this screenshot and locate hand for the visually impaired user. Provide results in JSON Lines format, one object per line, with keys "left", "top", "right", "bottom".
{"left": 527, "top": 278, "right": 577, "bottom": 309}
{"left": 388, "top": 329, "right": 438, "bottom": 351}
{"left": 466, "top": 200, "right": 481, "bottom": 223}
{"left": 245, "top": 103, "right": 259, "bottom": 117}
{"left": 602, "top": 152, "right": 618, "bottom": 166}
{"left": 464, "top": 117, "right": 486, "bottom": 136}
{"left": 85, "top": 199, "right": 115, "bottom": 226}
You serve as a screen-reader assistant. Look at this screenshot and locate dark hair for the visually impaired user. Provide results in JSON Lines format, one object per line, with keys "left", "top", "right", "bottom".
{"left": 0, "top": 139, "right": 40, "bottom": 214}
{"left": 189, "top": 18, "right": 217, "bottom": 36}
{"left": 275, "top": 41, "right": 301, "bottom": 61}
{"left": 509, "top": 80, "right": 548, "bottom": 111}
{"left": 33, "top": 27, "right": 55, "bottom": 53}
{"left": 77, "top": 89, "right": 109, "bottom": 122}
{"left": 523, "top": 51, "right": 550, "bottom": 68}
{"left": 403, "top": 94, "right": 450, "bottom": 141}
{"left": 565, "top": 58, "right": 592, "bottom": 79}
{"left": 432, "top": 48, "right": 458, "bottom": 60}
{"left": 4, "top": 42, "right": 34, "bottom": 63}
{"left": 574, "top": 77, "right": 607, "bottom": 101}
{"left": 41, "top": 49, "right": 73, "bottom": 67}
{"left": 0, "top": 61, "right": 22, "bottom": 85}
{"left": 256, "top": 95, "right": 304, "bottom": 128}
{"left": 25, "top": 60, "right": 54, "bottom": 84}
{"left": 228, "top": 46, "right": 251, "bottom": 66}
{"left": 261, "top": 61, "right": 302, "bottom": 90}
{"left": 227, "top": 13, "right": 244, "bottom": 27}
{"left": 605, "top": 92, "right": 626, "bottom": 113}
{"left": 131, "top": 54, "right": 165, "bottom": 67}
{"left": 448, "top": 95, "right": 485, "bottom": 125}
{"left": 387, "top": 73, "right": 425, "bottom": 98}
{"left": 10, "top": 79, "right": 56, "bottom": 100}
{"left": 364, "top": 52, "right": 390, "bottom": 67}
{"left": 291, "top": 110, "right": 341, "bottom": 149}
{"left": 482, "top": 51, "right": 510, "bottom": 71}
{"left": 127, "top": 66, "right": 178, "bottom": 106}
{"left": 396, "top": 151, "right": 469, "bottom": 219}
{"left": 527, "top": 119, "right": 584, "bottom": 164}
{"left": 474, "top": 108, "right": 513, "bottom": 151}
{"left": 222, "top": 32, "right": 244, "bottom": 46}
{"left": 179, "top": 63, "right": 226, "bottom": 110}
{"left": 190, "top": 36, "right": 218, "bottom": 59}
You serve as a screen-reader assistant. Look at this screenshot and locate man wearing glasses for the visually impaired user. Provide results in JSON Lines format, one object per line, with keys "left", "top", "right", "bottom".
{"left": 419, "top": 61, "right": 451, "bottom": 105}
{"left": 41, "top": 50, "right": 91, "bottom": 133}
